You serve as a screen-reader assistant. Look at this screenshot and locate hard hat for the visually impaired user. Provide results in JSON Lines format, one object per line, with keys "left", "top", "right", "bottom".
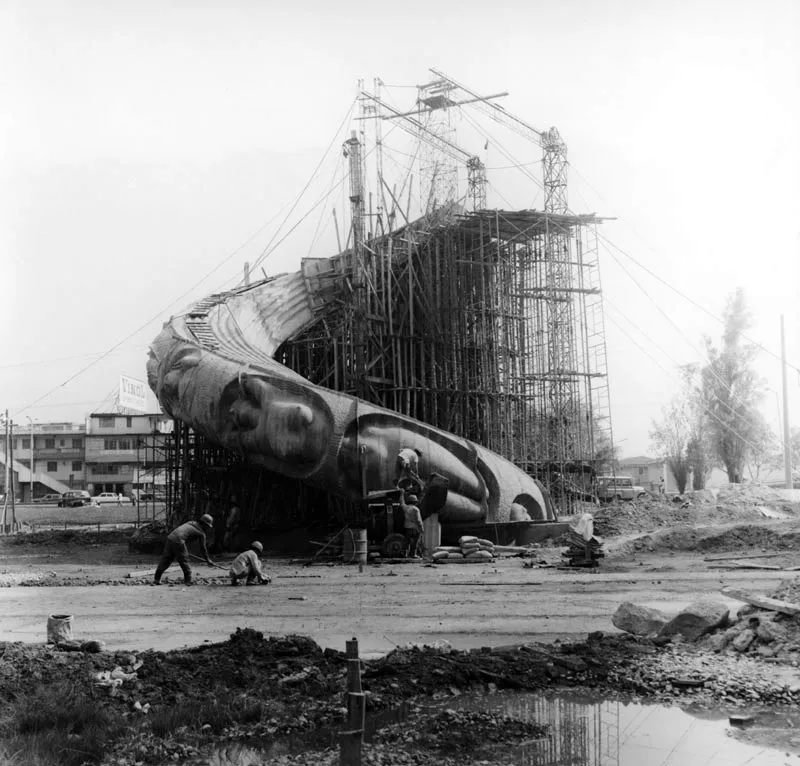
{"left": 406, "top": 494, "right": 419, "bottom": 504}
{"left": 251, "top": 541, "right": 263, "bottom": 553}
{"left": 199, "top": 514, "right": 214, "bottom": 527}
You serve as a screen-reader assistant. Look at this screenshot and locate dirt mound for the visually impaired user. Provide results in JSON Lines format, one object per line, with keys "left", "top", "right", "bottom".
{"left": 128, "top": 521, "right": 168, "bottom": 554}
{"left": 617, "top": 523, "right": 800, "bottom": 555}
{"left": 592, "top": 483, "right": 796, "bottom": 540}
{"left": 716, "top": 483, "right": 793, "bottom": 508}
{"left": 5, "top": 629, "right": 800, "bottom": 765}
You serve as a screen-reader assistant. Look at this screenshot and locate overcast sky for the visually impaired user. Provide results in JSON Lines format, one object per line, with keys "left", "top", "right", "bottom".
{"left": 3, "top": 0, "right": 799, "bottom": 459}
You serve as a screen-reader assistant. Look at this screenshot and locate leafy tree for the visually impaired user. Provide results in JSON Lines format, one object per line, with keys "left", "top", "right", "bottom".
{"left": 700, "top": 289, "right": 766, "bottom": 483}
{"left": 650, "top": 398, "right": 691, "bottom": 493}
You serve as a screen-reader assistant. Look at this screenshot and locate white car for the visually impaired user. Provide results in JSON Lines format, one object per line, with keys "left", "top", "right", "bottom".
{"left": 92, "top": 492, "right": 135, "bottom": 505}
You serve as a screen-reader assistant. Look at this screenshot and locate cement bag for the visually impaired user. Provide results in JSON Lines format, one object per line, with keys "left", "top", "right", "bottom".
{"left": 572, "top": 513, "right": 594, "bottom": 542}
{"left": 47, "top": 614, "right": 74, "bottom": 645}
{"left": 448, "top": 552, "right": 464, "bottom": 559}
{"left": 458, "top": 536, "right": 478, "bottom": 546}
{"left": 461, "top": 543, "right": 481, "bottom": 554}
{"left": 477, "top": 538, "right": 495, "bottom": 547}
{"left": 464, "top": 550, "right": 493, "bottom": 561}
{"left": 432, "top": 551, "right": 449, "bottom": 561}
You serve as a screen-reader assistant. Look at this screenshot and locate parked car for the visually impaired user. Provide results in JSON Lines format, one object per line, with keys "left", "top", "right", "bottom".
{"left": 596, "top": 475, "right": 648, "bottom": 502}
{"left": 58, "top": 490, "right": 95, "bottom": 508}
{"left": 92, "top": 492, "right": 135, "bottom": 505}
{"left": 32, "top": 493, "right": 63, "bottom": 504}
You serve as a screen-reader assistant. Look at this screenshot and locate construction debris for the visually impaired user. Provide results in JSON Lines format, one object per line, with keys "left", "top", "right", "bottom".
{"left": 720, "top": 587, "right": 800, "bottom": 616}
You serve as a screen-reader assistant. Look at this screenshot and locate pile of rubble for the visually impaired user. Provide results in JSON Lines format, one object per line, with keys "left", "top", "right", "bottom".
{"left": 612, "top": 577, "right": 800, "bottom": 667}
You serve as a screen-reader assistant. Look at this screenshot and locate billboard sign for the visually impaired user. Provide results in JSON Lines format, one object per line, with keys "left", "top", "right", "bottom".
{"left": 119, "top": 375, "right": 147, "bottom": 412}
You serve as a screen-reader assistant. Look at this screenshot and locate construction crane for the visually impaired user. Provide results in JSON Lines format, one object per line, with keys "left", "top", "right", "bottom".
{"left": 425, "top": 69, "right": 590, "bottom": 494}
{"left": 428, "top": 67, "right": 568, "bottom": 214}
{"left": 359, "top": 90, "right": 488, "bottom": 212}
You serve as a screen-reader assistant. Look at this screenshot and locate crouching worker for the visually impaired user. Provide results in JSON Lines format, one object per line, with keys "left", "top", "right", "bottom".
{"left": 229, "top": 541, "right": 271, "bottom": 586}
{"left": 153, "top": 514, "right": 215, "bottom": 586}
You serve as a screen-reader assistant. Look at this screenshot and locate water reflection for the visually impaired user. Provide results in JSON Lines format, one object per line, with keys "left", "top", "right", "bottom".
{"left": 445, "top": 692, "right": 619, "bottom": 766}
{"left": 447, "top": 691, "right": 792, "bottom": 766}
{"left": 204, "top": 692, "right": 794, "bottom": 766}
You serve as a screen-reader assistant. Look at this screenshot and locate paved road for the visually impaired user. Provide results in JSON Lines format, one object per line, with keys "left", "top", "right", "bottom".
{"left": 0, "top": 557, "right": 789, "bottom": 656}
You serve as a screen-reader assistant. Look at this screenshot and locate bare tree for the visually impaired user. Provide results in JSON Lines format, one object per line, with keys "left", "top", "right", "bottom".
{"left": 650, "top": 398, "right": 691, "bottom": 493}
{"left": 700, "top": 289, "right": 766, "bottom": 483}
{"left": 681, "top": 365, "right": 716, "bottom": 490}
{"left": 745, "top": 413, "right": 780, "bottom": 480}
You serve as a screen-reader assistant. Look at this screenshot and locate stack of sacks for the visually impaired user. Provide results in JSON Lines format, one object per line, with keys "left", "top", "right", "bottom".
{"left": 431, "top": 537, "right": 497, "bottom": 563}
{"left": 431, "top": 546, "right": 462, "bottom": 562}
{"left": 460, "top": 536, "right": 495, "bottom": 561}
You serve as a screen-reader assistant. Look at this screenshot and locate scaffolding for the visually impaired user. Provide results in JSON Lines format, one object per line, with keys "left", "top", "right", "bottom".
{"left": 157, "top": 70, "right": 613, "bottom": 517}
{"left": 277, "top": 206, "right": 609, "bottom": 510}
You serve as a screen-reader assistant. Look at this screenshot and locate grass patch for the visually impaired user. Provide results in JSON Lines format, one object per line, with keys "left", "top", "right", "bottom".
{"left": 148, "top": 693, "right": 270, "bottom": 738}
{"left": 0, "top": 682, "right": 123, "bottom": 766}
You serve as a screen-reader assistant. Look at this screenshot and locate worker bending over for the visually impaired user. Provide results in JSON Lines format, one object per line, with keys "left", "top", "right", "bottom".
{"left": 153, "top": 514, "right": 215, "bottom": 586}
{"left": 401, "top": 492, "right": 424, "bottom": 558}
{"left": 229, "top": 541, "right": 271, "bottom": 586}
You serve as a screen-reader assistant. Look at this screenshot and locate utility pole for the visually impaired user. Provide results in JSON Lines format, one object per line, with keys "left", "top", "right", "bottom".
{"left": 2, "top": 410, "right": 8, "bottom": 530}
{"left": 781, "top": 315, "right": 793, "bottom": 489}
{"left": 8, "top": 421, "right": 15, "bottom": 527}
{"left": 26, "top": 416, "right": 33, "bottom": 503}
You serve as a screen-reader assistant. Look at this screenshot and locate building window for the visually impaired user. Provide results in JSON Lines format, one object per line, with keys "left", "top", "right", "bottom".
{"left": 72, "top": 461, "right": 82, "bottom": 472}
{"left": 47, "top": 461, "right": 57, "bottom": 472}
{"left": 99, "top": 416, "right": 114, "bottom": 427}
{"left": 72, "top": 438, "right": 81, "bottom": 449}
{"left": 45, "top": 438, "right": 55, "bottom": 449}
{"left": 126, "top": 416, "right": 133, "bottom": 428}
{"left": 91, "top": 464, "right": 119, "bottom": 475}
{"left": 22, "top": 438, "right": 30, "bottom": 449}
{"left": 119, "top": 439, "right": 131, "bottom": 450}
{"left": 59, "top": 439, "right": 65, "bottom": 447}
{"left": 104, "top": 439, "right": 117, "bottom": 450}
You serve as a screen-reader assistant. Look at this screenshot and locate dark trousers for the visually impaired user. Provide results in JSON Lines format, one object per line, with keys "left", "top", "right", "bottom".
{"left": 154, "top": 539, "right": 192, "bottom": 583}
{"left": 405, "top": 528, "right": 421, "bottom": 557}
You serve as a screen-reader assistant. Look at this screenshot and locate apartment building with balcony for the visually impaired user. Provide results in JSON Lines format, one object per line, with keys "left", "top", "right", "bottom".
{"left": 1, "top": 422, "right": 87, "bottom": 500}
{"left": 85, "top": 412, "right": 171, "bottom": 495}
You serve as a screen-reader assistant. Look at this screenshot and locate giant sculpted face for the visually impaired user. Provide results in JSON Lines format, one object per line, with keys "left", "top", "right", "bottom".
{"left": 217, "top": 372, "right": 334, "bottom": 477}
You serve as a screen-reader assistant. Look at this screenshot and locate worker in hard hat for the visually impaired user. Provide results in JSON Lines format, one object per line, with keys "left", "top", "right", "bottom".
{"left": 229, "top": 541, "right": 271, "bottom": 586}
{"left": 400, "top": 491, "right": 424, "bottom": 559}
{"left": 153, "top": 514, "right": 215, "bottom": 586}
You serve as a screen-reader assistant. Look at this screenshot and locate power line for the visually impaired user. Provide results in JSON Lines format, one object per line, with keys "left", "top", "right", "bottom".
{"left": 248, "top": 98, "right": 358, "bottom": 278}
{"left": 600, "top": 238, "right": 773, "bottom": 441}
{"left": 604, "top": 298, "right": 778, "bottom": 458}
{"left": 0, "top": 346, "right": 149, "bottom": 370}
{"left": 568, "top": 161, "right": 800, "bottom": 375}
{"left": 10, "top": 102, "right": 363, "bottom": 419}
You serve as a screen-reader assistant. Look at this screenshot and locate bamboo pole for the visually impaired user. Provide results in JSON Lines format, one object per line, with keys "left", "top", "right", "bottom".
{"left": 340, "top": 637, "right": 365, "bottom": 765}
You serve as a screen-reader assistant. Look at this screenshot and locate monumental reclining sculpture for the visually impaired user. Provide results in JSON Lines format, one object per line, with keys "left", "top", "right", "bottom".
{"left": 147, "top": 271, "right": 554, "bottom": 526}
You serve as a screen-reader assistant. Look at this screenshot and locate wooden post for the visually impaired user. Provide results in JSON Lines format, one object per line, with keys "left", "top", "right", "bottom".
{"left": 340, "top": 637, "right": 364, "bottom": 765}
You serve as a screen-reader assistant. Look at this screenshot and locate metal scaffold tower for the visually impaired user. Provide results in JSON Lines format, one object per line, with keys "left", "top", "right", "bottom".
{"left": 417, "top": 77, "right": 459, "bottom": 212}
{"left": 166, "top": 69, "right": 614, "bottom": 517}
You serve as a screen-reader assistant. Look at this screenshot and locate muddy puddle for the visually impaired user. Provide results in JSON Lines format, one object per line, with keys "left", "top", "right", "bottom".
{"left": 205, "top": 691, "right": 800, "bottom": 765}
